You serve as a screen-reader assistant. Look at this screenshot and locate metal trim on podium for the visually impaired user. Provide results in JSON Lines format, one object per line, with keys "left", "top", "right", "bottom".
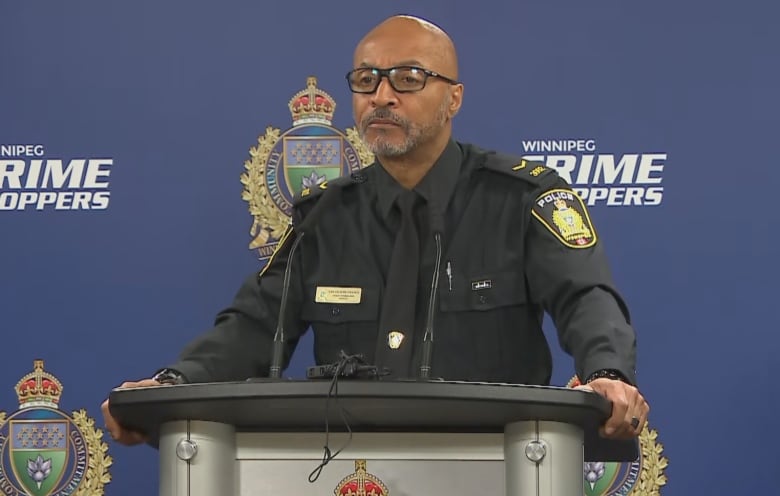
{"left": 110, "top": 380, "right": 637, "bottom": 496}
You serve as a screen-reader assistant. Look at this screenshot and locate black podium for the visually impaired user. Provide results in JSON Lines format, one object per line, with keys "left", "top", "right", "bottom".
{"left": 110, "top": 380, "right": 637, "bottom": 496}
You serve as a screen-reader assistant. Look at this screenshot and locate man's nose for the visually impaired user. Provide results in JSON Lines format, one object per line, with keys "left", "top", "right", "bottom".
{"left": 370, "top": 77, "right": 399, "bottom": 107}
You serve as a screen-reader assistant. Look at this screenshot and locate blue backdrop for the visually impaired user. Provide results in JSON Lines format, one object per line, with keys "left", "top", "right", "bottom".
{"left": 2, "top": 1, "right": 778, "bottom": 494}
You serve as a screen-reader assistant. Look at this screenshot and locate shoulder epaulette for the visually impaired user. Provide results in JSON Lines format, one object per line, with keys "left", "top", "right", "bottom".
{"left": 292, "top": 173, "right": 362, "bottom": 206}
{"left": 480, "top": 152, "right": 559, "bottom": 189}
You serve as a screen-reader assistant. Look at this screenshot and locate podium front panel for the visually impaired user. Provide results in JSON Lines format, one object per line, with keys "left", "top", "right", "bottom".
{"left": 237, "top": 432, "right": 505, "bottom": 495}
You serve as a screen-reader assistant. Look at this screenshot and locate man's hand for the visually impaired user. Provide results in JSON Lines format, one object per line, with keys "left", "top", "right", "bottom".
{"left": 100, "top": 378, "right": 161, "bottom": 445}
{"left": 576, "top": 378, "right": 649, "bottom": 439}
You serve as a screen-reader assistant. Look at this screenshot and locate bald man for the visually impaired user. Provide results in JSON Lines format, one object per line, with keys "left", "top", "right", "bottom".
{"left": 102, "top": 15, "right": 647, "bottom": 444}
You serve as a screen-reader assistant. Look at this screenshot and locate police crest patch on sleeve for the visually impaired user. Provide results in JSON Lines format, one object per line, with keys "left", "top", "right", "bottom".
{"left": 532, "top": 189, "right": 597, "bottom": 248}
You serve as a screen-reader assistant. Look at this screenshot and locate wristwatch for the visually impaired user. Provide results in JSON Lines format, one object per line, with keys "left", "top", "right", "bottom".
{"left": 152, "top": 368, "right": 186, "bottom": 385}
{"left": 585, "top": 369, "right": 631, "bottom": 385}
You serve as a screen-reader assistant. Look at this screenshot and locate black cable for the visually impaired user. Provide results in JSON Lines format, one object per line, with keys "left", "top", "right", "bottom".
{"left": 308, "top": 351, "right": 358, "bottom": 483}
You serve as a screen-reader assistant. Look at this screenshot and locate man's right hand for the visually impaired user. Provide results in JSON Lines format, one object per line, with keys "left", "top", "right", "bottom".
{"left": 100, "top": 379, "right": 161, "bottom": 446}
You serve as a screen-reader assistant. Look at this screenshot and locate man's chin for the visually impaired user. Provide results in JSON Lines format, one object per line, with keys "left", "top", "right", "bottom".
{"left": 368, "top": 142, "right": 412, "bottom": 157}
{"left": 361, "top": 136, "right": 410, "bottom": 157}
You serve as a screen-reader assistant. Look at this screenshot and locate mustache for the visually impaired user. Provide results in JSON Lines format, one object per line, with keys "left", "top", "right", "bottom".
{"left": 360, "top": 107, "right": 408, "bottom": 129}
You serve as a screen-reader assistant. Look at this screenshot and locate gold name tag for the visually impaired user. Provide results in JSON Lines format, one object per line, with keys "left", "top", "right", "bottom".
{"left": 315, "top": 286, "right": 362, "bottom": 304}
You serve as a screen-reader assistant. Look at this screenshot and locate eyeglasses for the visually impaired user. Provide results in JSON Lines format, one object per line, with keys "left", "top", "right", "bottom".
{"left": 346, "top": 66, "right": 460, "bottom": 94}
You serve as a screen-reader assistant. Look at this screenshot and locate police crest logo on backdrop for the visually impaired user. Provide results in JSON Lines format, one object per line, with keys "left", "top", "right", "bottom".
{"left": 241, "top": 77, "right": 374, "bottom": 261}
{"left": 0, "top": 360, "right": 112, "bottom": 496}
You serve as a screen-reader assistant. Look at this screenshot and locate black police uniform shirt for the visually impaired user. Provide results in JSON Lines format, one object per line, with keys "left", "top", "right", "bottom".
{"left": 166, "top": 140, "right": 637, "bottom": 386}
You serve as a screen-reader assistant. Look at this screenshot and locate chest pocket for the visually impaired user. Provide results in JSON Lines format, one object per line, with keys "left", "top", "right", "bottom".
{"left": 300, "top": 284, "right": 381, "bottom": 323}
{"left": 439, "top": 269, "right": 527, "bottom": 312}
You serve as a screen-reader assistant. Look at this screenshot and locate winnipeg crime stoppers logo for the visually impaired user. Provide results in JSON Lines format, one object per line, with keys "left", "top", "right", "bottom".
{"left": 521, "top": 139, "right": 666, "bottom": 207}
{"left": 241, "top": 76, "right": 374, "bottom": 260}
{"left": 0, "top": 144, "right": 114, "bottom": 211}
{"left": 0, "top": 360, "right": 112, "bottom": 496}
{"left": 568, "top": 376, "right": 667, "bottom": 496}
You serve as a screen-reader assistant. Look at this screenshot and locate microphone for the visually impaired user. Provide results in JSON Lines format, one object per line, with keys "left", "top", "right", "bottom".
{"left": 268, "top": 183, "right": 345, "bottom": 379}
{"left": 418, "top": 204, "right": 444, "bottom": 380}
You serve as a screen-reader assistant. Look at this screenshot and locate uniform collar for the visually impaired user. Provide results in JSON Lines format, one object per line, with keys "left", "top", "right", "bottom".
{"left": 374, "top": 139, "right": 463, "bottom": 221}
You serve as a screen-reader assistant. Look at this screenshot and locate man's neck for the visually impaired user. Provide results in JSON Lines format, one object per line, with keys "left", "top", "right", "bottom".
{"left": 379, "top": 135, "right": 451, "bottom": 189}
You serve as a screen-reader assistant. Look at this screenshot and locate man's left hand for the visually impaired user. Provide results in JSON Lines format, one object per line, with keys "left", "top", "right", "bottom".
{"left": 576, "top": 379, "right": 649, "bottom": 439}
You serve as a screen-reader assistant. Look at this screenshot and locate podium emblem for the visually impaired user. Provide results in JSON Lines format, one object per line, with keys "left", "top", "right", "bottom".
{"left": 568, "top": 376, "right": 667, "bottom": 495}
{"left": 334, "top": 460, "right": 389, "bottom": 496}
{"left": 0, "top": 360, "right": 112, "bottom": 496}
{"left": 241, "top": 76, "right": 374, "bottom": 262}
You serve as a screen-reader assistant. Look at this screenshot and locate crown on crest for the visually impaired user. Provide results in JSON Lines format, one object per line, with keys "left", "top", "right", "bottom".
{"left": 288, "top": 76, "right": 336, "bottom": 126}
{"left": 15, "top": 359, "right": 63, "bottom": 409}
{"left": 335, "top": 460, "right": 388, "bottom": 496}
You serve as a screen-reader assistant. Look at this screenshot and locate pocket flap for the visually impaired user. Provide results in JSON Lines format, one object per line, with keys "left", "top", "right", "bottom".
{"left": 440, "top": 270, "right": 526, "bottom": 312}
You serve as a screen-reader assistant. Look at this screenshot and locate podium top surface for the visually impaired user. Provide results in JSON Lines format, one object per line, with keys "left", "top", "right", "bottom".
{"left": 109, "top": 379, "right": 637, "bottom": 461}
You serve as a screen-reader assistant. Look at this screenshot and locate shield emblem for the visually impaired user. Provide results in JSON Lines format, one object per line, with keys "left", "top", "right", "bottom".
{"left": 583, "top": 461, "right": 620, "bottom": 495}
{"left": 9, "top": 419, "right": 69, "bottom": 496}
{"left": 283, "top": 136, "right": 344, "bottom": 195}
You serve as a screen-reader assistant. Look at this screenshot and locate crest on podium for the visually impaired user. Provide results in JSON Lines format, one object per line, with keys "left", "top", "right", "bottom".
{"left": 334, "top": 460, "right": 389, "bottom": 496}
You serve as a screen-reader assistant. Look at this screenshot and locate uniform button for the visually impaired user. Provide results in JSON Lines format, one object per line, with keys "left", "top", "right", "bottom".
{"left": 331, "top": 306, "right": 340, "bottom": 316}
{"left": 478, "top": 295, "right": 488, "bottom": 304}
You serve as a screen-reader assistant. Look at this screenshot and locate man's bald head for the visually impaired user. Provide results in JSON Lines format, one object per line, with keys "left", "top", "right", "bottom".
{"left": 350, "top": 15, "right": 464, "bottom": 163}
{"left": 354, "top": 15, "right": 458, "bottom": 79}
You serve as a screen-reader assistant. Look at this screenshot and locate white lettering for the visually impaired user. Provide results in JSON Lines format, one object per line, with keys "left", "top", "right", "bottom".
{"left": 594, "top": 154, "right": 638, "bottom": 184}
{"left": 520, "top": 153, "right": 666, "bottom": 190}
{"left": 0, "top": 159, "right": 113, "bottom": 189}
{"left": 72, "top": 191, "right": 91, "bottom": 209}
{"left": 575, "top": 154, "right": 594, "bottom": 185}
{"left": 43, "top": 159, "right": 85, "bottom": 189}
{"left": 0, "top": 144, "right": 45, "bottom": 157}
{"left": 92, "top": 191, "right": 110, "bottom": 209}
{"left": 588, "top": 187, "right": 609, "bottom": 204}
{"left": 574, "top": 187, "right": 664, "bottom": 206}
{"left": 644, "top": 187, "right": 663, "bottom": 205}
{"left": 83, "top": 159, "right": 112, "bottom": 188}
{"left": 607, "top": 187, "right": 626, "bottom": 205}
{"left": 573, "top": 187, "right": 589, "bottom": 201}
{"left": 543, "top": 155, "right": 577, "bottom": 184}
{"left": 0, "top": 160, "right": 24, "bottom": 188}
{"left": 18, "top": 192, "right": 37, "bottom": 209}
{"left": 0, "top": 191, "right": 112, "bottom": 211}
{"left": 521, "top": 139, "right": 596, "bottom": 153}
{"left": 25, "top": 160, "right": 42, "bottom": 188}
{"left": 623, "top": 187, "right": 644, "bottom": 206}
{"left": 636, "top": 153, "right": 665, "bottom": 184}
{"left": 36, "top": 192, "right": 58, "bottom": 209}
{"left": 55, "top": 192, "right": 73, "bottom": 209}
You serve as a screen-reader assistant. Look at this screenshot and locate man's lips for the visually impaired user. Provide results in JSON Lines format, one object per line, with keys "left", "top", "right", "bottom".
{"left": 367, "top": 119, "right": 400, "bottom": 127}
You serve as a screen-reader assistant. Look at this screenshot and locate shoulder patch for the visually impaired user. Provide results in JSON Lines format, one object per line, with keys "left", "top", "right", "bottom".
{"left": 481, "top": 153, "right": 558, "bottom": 188}
{"left": 532, "top": 189, "right": 597, "bottom": 248}
{"left": 258, "top": 222, "right": 293, "bottom": 279}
